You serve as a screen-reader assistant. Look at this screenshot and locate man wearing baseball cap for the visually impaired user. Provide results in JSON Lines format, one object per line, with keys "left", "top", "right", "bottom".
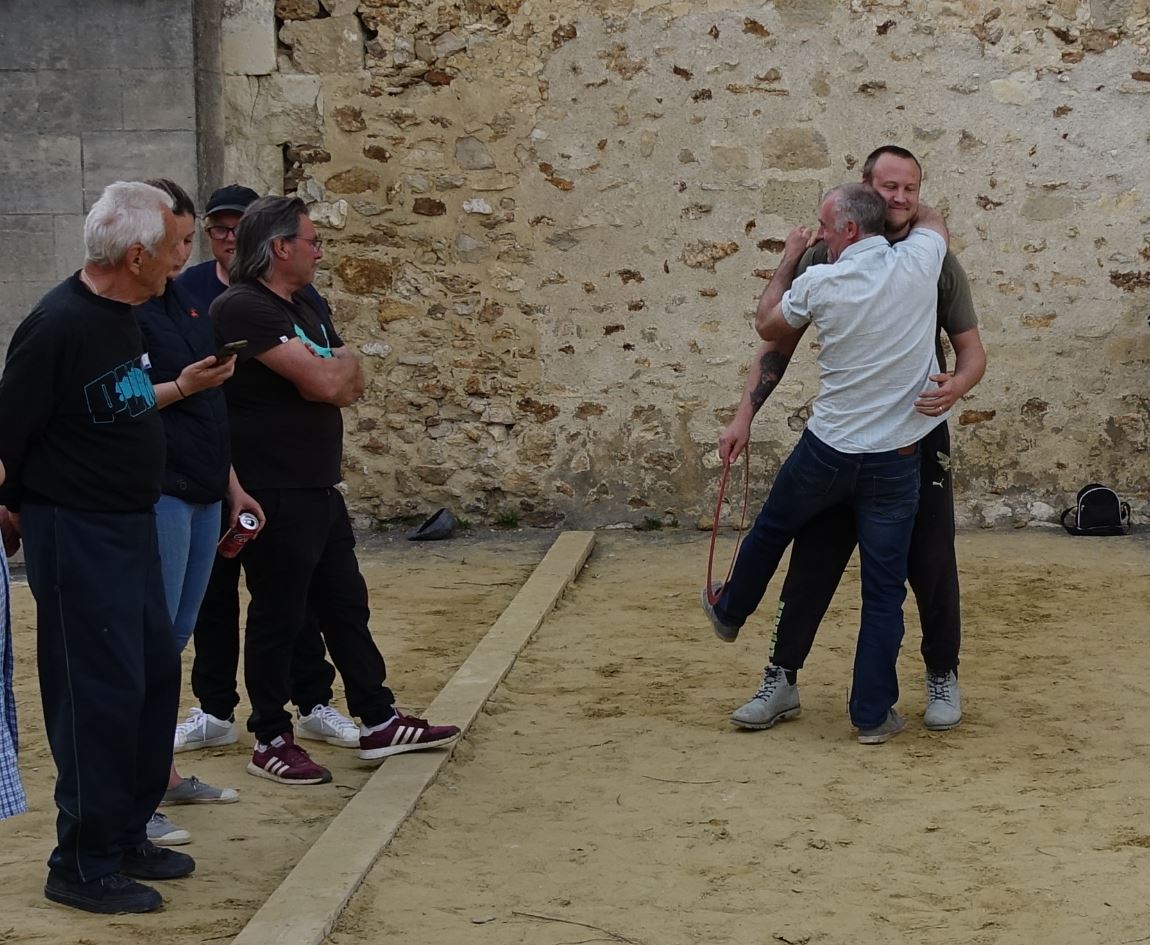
{"left": 175, "top": 184, "right": 260, "bottom": 308}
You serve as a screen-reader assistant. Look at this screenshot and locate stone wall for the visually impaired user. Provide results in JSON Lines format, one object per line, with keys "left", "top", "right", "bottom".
{"left": 225, "top": 1, "right": 1150, "bottom": 526}
{"left": 0, "top": 0, "right": 223, "bottom": 353}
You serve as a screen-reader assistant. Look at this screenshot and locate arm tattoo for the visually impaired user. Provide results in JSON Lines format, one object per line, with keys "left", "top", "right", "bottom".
{"left": 749, "top": 350, "right": 792, "bottom": 413}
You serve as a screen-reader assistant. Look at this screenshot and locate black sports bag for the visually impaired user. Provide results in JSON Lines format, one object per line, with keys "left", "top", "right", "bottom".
{"left": 1060, "top": 483, "right": 1131, "bottom": 536}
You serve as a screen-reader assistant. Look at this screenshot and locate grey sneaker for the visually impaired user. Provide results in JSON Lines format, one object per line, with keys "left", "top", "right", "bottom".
{"left": 174, "top": 708, "right": 237, "bottom": 753}
{"left": 296, "top": 704, "right": 360, "bottom": 748}
{"left": 701, "top": 583, "right": 741, "bottom": 643}
{"left": 730, "top": 666, "right": 801, "bottom": 729}
{"left": 924, "top": 670, "right": 962, "bottom": 731}
{"left": 146, "top": 811, "right": 191, "bottom": 846}
{"left": 857, "top": 709, "right": 906, "bottom": 745}
{"left": 161, "top": 775, "right": 239, "bottom": 806}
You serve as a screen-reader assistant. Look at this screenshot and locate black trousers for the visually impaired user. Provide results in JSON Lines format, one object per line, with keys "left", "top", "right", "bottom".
{"left": 21, "top": 504, "right": 179, "bottom": 883}
{"left": 241, "top": 487, "right": 394, "bottom": 743}
{"left": 190, "top": 536, "right": 337, "bottom": 722}
{"left": 769, "top": 422, "right": 962, "bottom": 675}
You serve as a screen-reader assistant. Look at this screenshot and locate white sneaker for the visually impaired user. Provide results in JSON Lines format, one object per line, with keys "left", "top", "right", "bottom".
{"left": 730, "top": 665, "right": 801, "bottom": 729}
{"left": 174, "top": 707, "right": 238, "bottom": 753}
{"left": 923, "top": 670, "right": 962, "bottom": 731}
{"left": 296, "top": 704, "right": 360, "bottom": 748}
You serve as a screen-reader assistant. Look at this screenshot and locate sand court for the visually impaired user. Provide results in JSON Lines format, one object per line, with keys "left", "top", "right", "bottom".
{"left": 2, "top": 528, "right": 1150, "bottom": 944}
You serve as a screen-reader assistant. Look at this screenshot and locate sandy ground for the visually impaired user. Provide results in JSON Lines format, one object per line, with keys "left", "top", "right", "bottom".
{"left": 0, "top": 530, "right": 551, "bottom": 945}
{"left": 328, "top": 529, "right": 1150, "bottom": 945}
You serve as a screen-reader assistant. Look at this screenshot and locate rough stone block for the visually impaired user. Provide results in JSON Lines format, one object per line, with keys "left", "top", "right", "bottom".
{"left": 224, "top": 140, "right": 284, "bottom": 196}
{"left": 253, "top": 74, "right": 324, "bottom": 142}
{"left": 280, "top": 16, "right": 365, "bottom": 73}
{"left": 122, "top": 70, "right": 197, "bottom": 130}
{"left": 760, "top": 179, "right": 822, "bottom": 221}
{"left": 763, "top": 129, "right": 830, "bottom": 170}
{"left": 53, "top": 214, "right": 88, "bottom": 277}
{"left": 0, "top": 135, "right": 83, "bottom": 214}
{"left": 222, "top": 0, "right": 277, "bottom": 75}
{"left": 455, "top": 136, "right": 496, "bottom": 170}
{"left": 0, "top": 216, "right": 57, "bottom": 282}
{"left": 1090, "top": 0, "right": 1132, "bottom": 28}
{"left": 81, "top": 131, "right": 198, "bottom": 209}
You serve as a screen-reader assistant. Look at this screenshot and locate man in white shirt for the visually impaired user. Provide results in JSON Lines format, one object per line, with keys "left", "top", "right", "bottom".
{"left": 703, "top": 183, "right": 949, "bottom": 744}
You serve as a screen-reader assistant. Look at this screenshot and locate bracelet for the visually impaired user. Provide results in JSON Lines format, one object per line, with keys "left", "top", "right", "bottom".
{"left": 174, "top": 380, "right": 187, "bottom": 399}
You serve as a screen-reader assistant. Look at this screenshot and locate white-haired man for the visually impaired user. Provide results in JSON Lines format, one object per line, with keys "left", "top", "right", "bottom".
{"left": 0, "top": 182, "right": 218, "bottom": 914}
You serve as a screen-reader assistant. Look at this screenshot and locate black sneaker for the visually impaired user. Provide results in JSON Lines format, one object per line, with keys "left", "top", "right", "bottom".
{"left": 44, "top": 870, "right": 163, "bottom": 914}
{"left": 120, "top": 840, "right": 196, "bottom": 880}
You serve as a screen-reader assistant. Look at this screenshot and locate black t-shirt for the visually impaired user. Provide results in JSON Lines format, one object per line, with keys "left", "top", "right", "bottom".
{"left": 135, "top": 279, "right": 231, "bottom": 504}
{"left": 211, "top": 281, "right": 345, "bottom": 489}
{"left": 0, "top": 275, "right": 166, "bottom": 512}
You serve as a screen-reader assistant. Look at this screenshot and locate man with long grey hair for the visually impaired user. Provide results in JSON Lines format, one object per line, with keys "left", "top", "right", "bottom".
{"left": 212, "top": 196, "right": 459, "bottom": 786}
{"left": 0, "top": 181, "right": 210, "bottom": 914}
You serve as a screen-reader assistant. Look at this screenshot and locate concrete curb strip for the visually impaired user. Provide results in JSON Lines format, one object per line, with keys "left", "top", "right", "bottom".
{"left": 230, "top": 530, "right": 596, "bottom": 945}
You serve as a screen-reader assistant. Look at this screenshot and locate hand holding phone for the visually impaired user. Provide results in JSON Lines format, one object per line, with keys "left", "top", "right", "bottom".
{"left": 214, "top": 340, "right": 248, "bottom": 363}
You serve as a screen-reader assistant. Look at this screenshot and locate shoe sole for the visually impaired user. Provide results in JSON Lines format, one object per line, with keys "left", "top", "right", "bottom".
{"left": 730, "top": 706, "right": 801, "bottom": 730}
{"left": 121, "top": 864, "right": 196, "bottom": 881}
{"left": 296, "top": 727, "right": 361, "bottom": 749}
{"left": 149, "top": 832, "right": 191, "bottom": 846}
{"left": 161, "top": 792, "right": 240, "bottom": 806}
{"left": 924, "top": 717, "right": 962, "bottom": 732}
{"left": 357, "top": 733, "right": 460, "bottom": 761}
{"left": 44, "top": 887, "right": 162, "bottom": 915}
{"left": 174, "top": 732, "right": 238, "bottom": 754}
{"left": 857, "top": 723, "right": 907, "bottom": 745}
{"left": 245, "top": 762, "right": 332, "bottom": 785}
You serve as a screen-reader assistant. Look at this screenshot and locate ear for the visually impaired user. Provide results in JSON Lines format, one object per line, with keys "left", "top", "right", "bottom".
{"left": 126, "top": 244, "right": 146, "bottom": 273}
{"left": 273, "top": 237, "right": 291, "bottom": 260}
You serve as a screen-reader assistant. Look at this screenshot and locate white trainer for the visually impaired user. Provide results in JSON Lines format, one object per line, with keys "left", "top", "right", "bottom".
{"left": 923, "top": 671, "right": 962, "bottom": 731}
{"left": 174, "top": 707, "right": 238, "bottom": 753}
{"left": 296, "top": 704, "right": 360, "bottom": 748}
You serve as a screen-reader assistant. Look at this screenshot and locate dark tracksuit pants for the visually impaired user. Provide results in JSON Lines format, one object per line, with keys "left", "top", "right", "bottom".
{"left": 769, "top": 422, "right": 961, "bottom": 676}
{"left": 190, "top": 526, "right": 338, "bottom": 722}
{"left": 240, "top": 487, "right": 394, "bottom": 744}
{"left": 21, "top": 504, "right": 179, "bottom": 883}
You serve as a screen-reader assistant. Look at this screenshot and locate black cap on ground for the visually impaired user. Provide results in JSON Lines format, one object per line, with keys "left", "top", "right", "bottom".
{"left": 408, "top": 508, "right": 458, "bottom": 541}
{"left": 205, "top": 184, "right": 260, "bottom": 216}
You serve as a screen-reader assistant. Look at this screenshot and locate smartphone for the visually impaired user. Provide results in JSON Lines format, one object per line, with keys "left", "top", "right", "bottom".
{"left": 213, "top": 339, "right": 248, "bottom": 363}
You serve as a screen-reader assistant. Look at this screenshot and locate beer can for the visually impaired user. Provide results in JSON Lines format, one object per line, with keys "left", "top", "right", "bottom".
{"left": 218, "top": 511, "right": 260, "bottom": 558}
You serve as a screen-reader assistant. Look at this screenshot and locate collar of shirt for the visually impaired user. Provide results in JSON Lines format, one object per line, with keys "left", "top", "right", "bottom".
{"left": 835, "top": 234, "right": 889, "bottom": 262}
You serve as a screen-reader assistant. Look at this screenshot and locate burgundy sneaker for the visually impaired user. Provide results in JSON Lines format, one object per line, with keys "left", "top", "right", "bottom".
{"left": 246, "top": 733, "right": 332, "bottom": 785}
{"left": 358, "top": 713, "right": 461, "bottom": 761}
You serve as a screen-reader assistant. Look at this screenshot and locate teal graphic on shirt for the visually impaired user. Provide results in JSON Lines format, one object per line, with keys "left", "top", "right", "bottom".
{"left": 84, "top": 358, "right": 156, "bottom": 424}
{"left": 294, "top": 322, "right": 332, "bottom": 359}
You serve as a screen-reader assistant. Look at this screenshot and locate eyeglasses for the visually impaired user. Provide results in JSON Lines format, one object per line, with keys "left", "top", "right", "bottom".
{"left": 206, "top": 225, "right": 238, "bottom": 240}
{"left": 292, "top": 235, "right": 323, "bottom": 250}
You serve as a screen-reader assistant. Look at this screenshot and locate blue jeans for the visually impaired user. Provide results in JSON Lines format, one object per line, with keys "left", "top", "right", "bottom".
{"left": 155, "top": 494, "right": 223, "bottom": 653}
{"left": 715, "top": 429, "right": 921, "bottom": 728}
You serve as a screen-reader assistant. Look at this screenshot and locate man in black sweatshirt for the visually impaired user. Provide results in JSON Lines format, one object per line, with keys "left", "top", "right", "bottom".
{"left": 0, "top": 181, "right": 214, "bottom": 915}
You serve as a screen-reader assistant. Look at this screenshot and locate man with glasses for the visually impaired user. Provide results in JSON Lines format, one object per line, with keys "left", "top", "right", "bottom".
{"left": 174, "top": 186, "right": 365, "bottom": 759}
{"left": 211, "top": 196, "right": 459, "bottom": 784}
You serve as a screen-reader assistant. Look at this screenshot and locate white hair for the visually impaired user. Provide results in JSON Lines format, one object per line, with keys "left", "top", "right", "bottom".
{"left": 83, "top": 181, "right": 175, "bottom": 266}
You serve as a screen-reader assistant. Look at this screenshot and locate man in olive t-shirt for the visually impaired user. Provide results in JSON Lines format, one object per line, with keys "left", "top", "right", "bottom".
{"left": 713, "top": 146, "right": 987, "bottom": 734}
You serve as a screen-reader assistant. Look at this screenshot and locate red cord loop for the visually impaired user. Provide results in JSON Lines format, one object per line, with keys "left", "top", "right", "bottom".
{"left": 705, "top": 446, "right": 751, "bottom": 606}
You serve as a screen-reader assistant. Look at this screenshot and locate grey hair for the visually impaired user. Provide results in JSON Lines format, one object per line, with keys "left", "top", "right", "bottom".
{"left": 83, "top": 181, "right": 175, "bottom": 266}
{"left": 230, "top": 195, "right": 307, "bottom": 285}
{"left": 822, "top": 183, "right": 887, "bottom": 237}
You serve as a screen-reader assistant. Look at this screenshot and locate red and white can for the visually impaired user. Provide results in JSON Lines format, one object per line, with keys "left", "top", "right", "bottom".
{"left": 217, "top": 511, "right": 260, "bottom": 558}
